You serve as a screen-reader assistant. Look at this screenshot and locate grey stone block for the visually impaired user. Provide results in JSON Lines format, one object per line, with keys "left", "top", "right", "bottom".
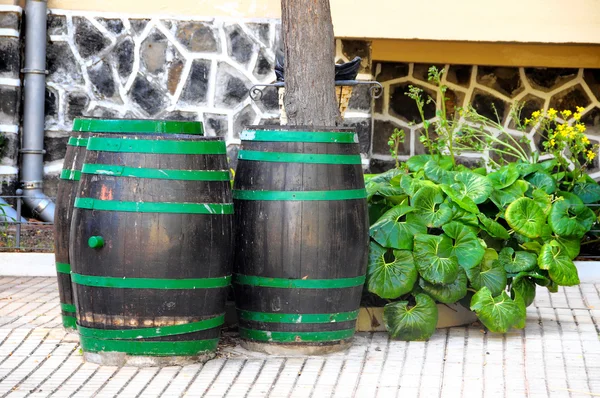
{"left": 176, "top": 21, "right": 219, "bottom": 53}
{"left": 0, "top": 38, "right": 20, "bottom": 79}
{"left": 179, "top": 59, "right": 211, "bottom": 105}
{"left": 74, "top": 17, "right": 110, "bottom": 59}
{"left": 129, "top": 75, "right": 167, "bottom": 116}
{"left": 215, "top": 62, "right": 251, "bottom": 108}
{"left": 0, "top": 86, "right": 20, "bottom": 125}
{"left": 203, "top": 113, "right": 228, "bottom": 137}
{"left": 47, "top": 41, "right": 84, "bottom": 85}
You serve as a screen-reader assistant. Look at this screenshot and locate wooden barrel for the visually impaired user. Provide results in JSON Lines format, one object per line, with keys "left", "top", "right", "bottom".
{"left": 233, "top": 126, "right": 369, "bottom": 354}
{"left": 69, "top": 132, "right": 231, "bottom": 366}
{"left": 54, "top": 133, "right": 90, "bottom": 331}
{"left": 53, "top": 118, "right": 203, "bottom": 332}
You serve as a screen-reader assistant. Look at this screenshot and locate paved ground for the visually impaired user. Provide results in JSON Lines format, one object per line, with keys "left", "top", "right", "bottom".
{"left": 0, "top": 277, "right": 597, "bottom": 397}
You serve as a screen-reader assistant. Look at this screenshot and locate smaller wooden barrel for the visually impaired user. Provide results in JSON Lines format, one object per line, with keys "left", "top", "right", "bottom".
{"left": 53, "top": 118, "right": 203, "bottom": 332}
{"left": 70, "top": 133, "right": 232, "bottom": 366}
{"left": 233, "top": 126, "right": 369, "bottom": 354}
{"left": 54, "top": 134, "right": 90, "bottom": 331}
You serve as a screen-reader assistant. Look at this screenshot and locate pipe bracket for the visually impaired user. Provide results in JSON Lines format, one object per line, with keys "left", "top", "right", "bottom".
{"left": 20, "top": 148, "right": 46, "bottom": 154}
{"left": 21, "top": 68, "right": 48, "bottom": 75}
{"left": 21, "top": 181, "right": 43, "bottom": 189}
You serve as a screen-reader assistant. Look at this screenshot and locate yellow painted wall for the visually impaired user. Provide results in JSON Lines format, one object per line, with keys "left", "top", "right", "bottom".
{"left": 2, "top": 0, "right": 599, "bottom": 45}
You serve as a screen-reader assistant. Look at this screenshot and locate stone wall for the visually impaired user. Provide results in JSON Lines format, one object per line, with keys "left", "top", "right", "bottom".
{"left": 372, "top": 63, "right": 600, "bottom": 179}
{"left": 0, "top": 6, "right": 21, "bottom": 193}
{"left": 40, "top": 11, "right": 372, "bottom": 195}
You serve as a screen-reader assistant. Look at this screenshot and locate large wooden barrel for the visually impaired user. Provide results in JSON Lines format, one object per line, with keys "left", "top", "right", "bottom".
{"left": 233, "top": 126, "right": 369, "bottom": 354}
{"left": 53, "top": 118, "right": 203, "bottom": 332}
{"left": 69, "top": 132, "right": 231, "bottom": 366}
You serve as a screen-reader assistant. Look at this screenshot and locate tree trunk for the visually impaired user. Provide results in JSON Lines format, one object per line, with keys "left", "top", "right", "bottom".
{"left": 281, "top": 0, "right": 340, "bottom": 127}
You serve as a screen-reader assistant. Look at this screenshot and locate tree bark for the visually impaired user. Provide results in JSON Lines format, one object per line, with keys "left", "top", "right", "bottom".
{"left": 281, "top": 0, "right": 340, "bottom": 126}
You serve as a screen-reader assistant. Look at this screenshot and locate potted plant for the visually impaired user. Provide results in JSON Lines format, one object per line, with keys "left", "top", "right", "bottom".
{"left": 363, "top": 66, "right": 599, "bottom": 340}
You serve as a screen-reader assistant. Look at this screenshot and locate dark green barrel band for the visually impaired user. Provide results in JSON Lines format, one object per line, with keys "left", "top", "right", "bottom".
{"left": 60, "top": 169, "right": 81, "bottom": 181}
{"left": 86, "top": 137, "right": 225, "bottom": 155}
{"left": 239, "top": 327, "right": 355, "bottom": 343}
{"left": 234, "top": 274, "right": 365, "bottom": 289}
{"left": 61, "top": 303, "right": 76, "bottom": 313}
{"left": 78, "top": 314, "right": 225, "bottom": 340}
{"left": 67, "top": 137, "right": 89, "bottom": 147}
{"left": 74, "top": 198, "right": 234, "bottom": 215}
{"left": 73, "top": 118, "right": 204, "bottom": 135}
{"left": 55, "top": 262, "right": 71, "bottom": 274}
{"left": 62, "top": 316, "right": 77, "bottom": 330}
{"left": 81, "top": 164, "right": 230, "bottom": 181}
{"left": 240, "top": 130, "right": 358, "bottom": 144}
{"left": 237, "top": 309, "right": 359, "bottom": 324}
{"left": 233, "top": 189, "right": 367, "bottom": 201}
{"left": 80, "top": 336, "right": 219, "bottom": 356}
{"left": 71, "top": 273, "right": 231, "bottom": 289}
{"left": 238, "top": 150, "right": 362, "bottom": 165}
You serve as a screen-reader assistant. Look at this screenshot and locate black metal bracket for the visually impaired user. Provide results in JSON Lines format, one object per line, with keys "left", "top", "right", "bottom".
{"left": 249, "top": 80, "right": 384, "bottom": 101}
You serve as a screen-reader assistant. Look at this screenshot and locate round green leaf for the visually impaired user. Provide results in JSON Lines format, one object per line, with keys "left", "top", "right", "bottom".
{"left": 478, "top": 213, "right": 510, "bottom": 240}
{"left": 367, "top": 241, "right": 418, "bottom": 299}
{"left": 554, "top": 235, "right": 581, "bottom": 260}
{"left": 383, "top": 294, "right": 438, "bottom": 341}
{"left": 505, "top": 197, "right": 546, "bottom": 238}
{"left": 548, "top": 199, "right": 595, "bottom": 239}
{"left": 370, "top": 204, "right": 426, "bottom": 250}
{"left": 442, "top": 222, "right": 486, "bottom": 270}
{"left": 487, "top": 165, "right": 519, "bottom": 190}
{"left": 424, "top": 158, "right": 455, "bottom": 184}
{"left": 440, "top": 183, "right": 480, "bottom": 214}
{"left": 466, "top": 256, "right": 507, "bottom": 297}
{"left": 490, "top": 180, "right": 529, "bottom": 209}
{"left": 419, "top": 270, "right": 467, "bottom": 304}
{"left": 525, "top": 171, "right": 557, "bottom": 194}
{"left": 470, "top": 287, "right": 522, "bottom": 333}
{"left": 406, "top": 155, "right": 433, "bottom": 172}
{"left": 573, "top": 182, "right": 600, "bottom": 204}
{"left": 538, "top": 241, "right": 580, "bottom": 286}
{"left": 413, "top": 234, "right": 460, "bottom": 284}
{"left": 410, "top": 186, "right": 453, "bottom": 228}
{"left": 498, "top": 247, "right": 537, "bottom": 273}
{"left": 450, "top": 203, "right": 479, "bottom": 227}
{"left": 531, "top": 188, "right": 553, "bottom": 216}
{"left": 454, "top": 172, "right": 493, "bottom": 204}
{"left": 512, "top": 277, "right": 536, "bottom": 307}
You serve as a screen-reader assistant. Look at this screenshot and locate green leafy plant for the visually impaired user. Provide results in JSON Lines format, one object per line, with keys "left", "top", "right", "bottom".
{"left": 366, "top": 157, "right": 594, "bottom": 340}
{"left": 366, "top": 66, "right": 600, "bottom": 341}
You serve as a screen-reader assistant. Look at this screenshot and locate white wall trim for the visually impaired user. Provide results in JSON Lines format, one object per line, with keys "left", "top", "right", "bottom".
{"left": 0, "top": 77, "right": 21, "bottom": 87}
{"left": 0, "top": 125, "right": 18, "bottom": 134}
{"left": 0, "top": 5, "right": 22, "bottom": 14}
{"left": 0, "top": 253, "right": 56, "bottom": 277}
{"left": 0, "top": 28, "right": 20, "bottom": 38}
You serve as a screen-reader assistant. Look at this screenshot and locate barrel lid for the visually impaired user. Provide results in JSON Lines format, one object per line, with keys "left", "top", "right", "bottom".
{"left": 72, "top": 118, "right": 204, "bottom": 135}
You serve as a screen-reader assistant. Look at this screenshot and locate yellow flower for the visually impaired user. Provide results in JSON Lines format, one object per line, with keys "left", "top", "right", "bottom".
{"left": 549, "top": 138, "right": 556, "bottom": 147}
{"left": 566, "top": 126, "right": 575, "bottom": 139}
{"left": 548, "top": 108, "right": 558, "bottom": 118}
{"left": 524, "top": 118, "right": 530, "bottom": 125}
{"left": 582, "top": 136, "right": 590, "bottom": 145}
{"left": 531, "top": 110, "right": 541, "bottom": 119}
{"left": 575, "top": 123, "right": 587, "bottom": 133}
{"left": 587, "top": 150, "right": 596, "bottom": 161}
{"left": 561, "top": 110, "right": 572, "bottom": 118}
{"left": 577, "top": 106, "right": 585, "bottom": 113}
{"left": 574, "top": 113, "right": 582, "bottom": 121}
